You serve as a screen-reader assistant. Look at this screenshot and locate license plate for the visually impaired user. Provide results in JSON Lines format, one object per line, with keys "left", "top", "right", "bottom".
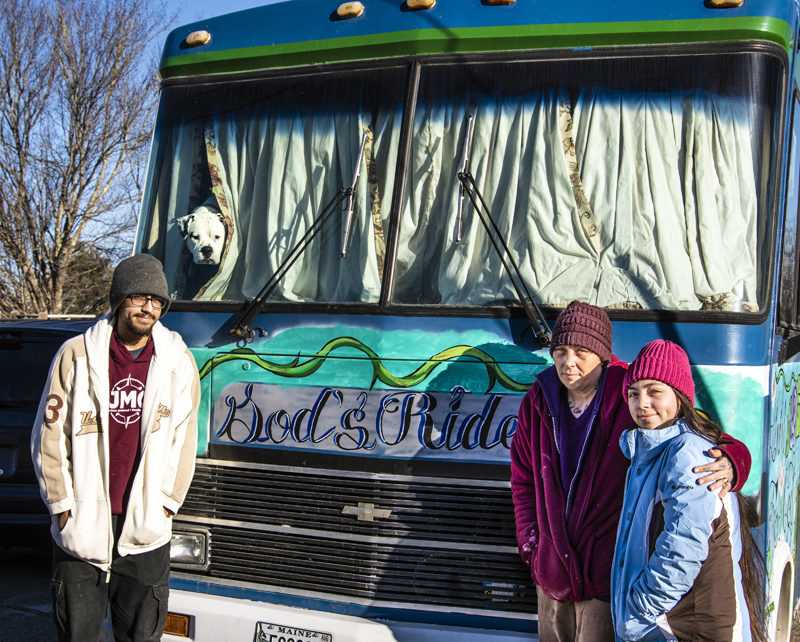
{"left": 255, "top": 622, "right": 333, "bottom": 642}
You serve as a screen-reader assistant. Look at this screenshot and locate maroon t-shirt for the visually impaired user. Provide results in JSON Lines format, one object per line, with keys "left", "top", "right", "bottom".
{"left": 108, "top": 332, "right": 154, "bottom": 514}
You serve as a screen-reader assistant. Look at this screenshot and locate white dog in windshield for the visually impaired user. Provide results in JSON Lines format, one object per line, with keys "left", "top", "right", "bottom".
{"left": 177, "top": 204, "right": 227, "bottom": 265}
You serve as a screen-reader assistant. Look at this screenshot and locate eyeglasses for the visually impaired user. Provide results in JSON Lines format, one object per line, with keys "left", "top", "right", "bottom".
{"left": 128, "top": 295, "right": 168, "bottom": 310}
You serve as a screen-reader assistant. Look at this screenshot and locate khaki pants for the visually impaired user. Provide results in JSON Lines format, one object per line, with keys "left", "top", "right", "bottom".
{"left": 536, "top": 586, "right": 616, "bottom": 642}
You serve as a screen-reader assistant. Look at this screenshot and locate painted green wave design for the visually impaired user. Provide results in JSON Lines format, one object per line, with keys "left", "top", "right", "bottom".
{"left": 198, "top": 337, "right": 532, "bottom": 393}
{"left": 774, "top": 368, "right": 800, "bottom": 458}
{"left": 775, "top": 367, "right": 796, "bottom": 392}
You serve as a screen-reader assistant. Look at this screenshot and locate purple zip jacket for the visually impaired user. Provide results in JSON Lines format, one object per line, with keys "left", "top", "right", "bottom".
{"left": 509, "top": 356, "right": 750, "bottom": 603}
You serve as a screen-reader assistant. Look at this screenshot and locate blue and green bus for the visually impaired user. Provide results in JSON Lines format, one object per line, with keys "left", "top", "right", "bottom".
{"left": 139, "top": 0, "right": 800, "bottom": 639}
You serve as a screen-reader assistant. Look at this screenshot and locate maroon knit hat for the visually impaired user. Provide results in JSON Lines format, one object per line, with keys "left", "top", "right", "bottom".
{"left": 622, "top": 340, "right": 695, "bottom": 405}
{"left": 550, "top": 300, "right": 613, "bottom": 361}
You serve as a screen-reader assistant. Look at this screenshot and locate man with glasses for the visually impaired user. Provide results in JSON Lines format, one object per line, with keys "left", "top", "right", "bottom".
{"left": 31, "top": 254, "right": 200, "bottom": 642}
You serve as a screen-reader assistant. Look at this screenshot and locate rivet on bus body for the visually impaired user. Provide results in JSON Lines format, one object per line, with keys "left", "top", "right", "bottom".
{"left": 337, "top": 1, "right": 364, "bottom": 18}
{"left": 185, "top": 30, "right": 211, "bottom": 46}
{"left": 707, "top": 0, "right": 743, "bottom": 6}
{"left": 486, "top": 0, "right": 515, "bottom": 5}
{"left": 242, "top": 362, "right": 251, "bottom": 370}
{"left": 407, "top": 0, "right": 436, "bottom": 9}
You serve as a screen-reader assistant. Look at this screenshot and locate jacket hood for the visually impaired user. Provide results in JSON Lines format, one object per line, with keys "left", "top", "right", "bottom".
{"left": 83, "top": 315, "right": 191, "bottom": 460}
{"left": 85, "top": 314, "right": 188, "bottom": 367}
{"left": 620, "top": 418, "right": 709, "bottom": 462}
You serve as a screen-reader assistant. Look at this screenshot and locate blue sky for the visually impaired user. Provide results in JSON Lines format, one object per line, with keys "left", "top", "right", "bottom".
{"left": 168, "top": 0, "right": 281, "bottom": 27}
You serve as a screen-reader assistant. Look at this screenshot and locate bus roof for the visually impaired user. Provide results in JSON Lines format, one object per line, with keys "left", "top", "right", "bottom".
{"left": 160, "top": 0, "right": 795, "bottom": 79}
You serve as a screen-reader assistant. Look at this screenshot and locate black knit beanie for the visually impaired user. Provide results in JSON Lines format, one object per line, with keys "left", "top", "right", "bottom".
{"left": 109, "top": 254, "right": 171, "bottom": 316}
{"left": 550, "top": 300, "right": 612, "bottom": 361}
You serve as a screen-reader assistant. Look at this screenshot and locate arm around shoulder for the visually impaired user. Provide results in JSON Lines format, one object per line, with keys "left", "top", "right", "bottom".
{"left": 716, "top": 432, "right": 751, "bottom": 491}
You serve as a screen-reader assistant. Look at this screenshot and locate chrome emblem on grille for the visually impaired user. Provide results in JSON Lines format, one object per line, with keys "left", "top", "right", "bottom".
{"left": 341, "top": 502, "right": 392, "bottom": 521}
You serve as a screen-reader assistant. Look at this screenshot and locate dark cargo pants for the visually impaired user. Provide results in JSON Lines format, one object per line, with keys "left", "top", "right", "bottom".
{"left": 50, "top": 515, "right": 170, "bottom": 642}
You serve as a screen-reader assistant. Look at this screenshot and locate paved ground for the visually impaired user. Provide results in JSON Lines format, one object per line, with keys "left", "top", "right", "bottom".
{"left": 794, "top": 608, "right": 799, "bottom": 640}
{"left": 2, "top": 540, "right": 800, "bottom": 641}
{"left": 0, "top": 545, "right": 57, "bottom": 641}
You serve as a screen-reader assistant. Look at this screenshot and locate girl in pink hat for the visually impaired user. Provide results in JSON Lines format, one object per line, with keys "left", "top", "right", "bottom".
{"left": 612, "top": 340, "right": 765, "bottom": 642}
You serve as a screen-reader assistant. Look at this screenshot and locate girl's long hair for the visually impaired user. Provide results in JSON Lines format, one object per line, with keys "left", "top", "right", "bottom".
{"left": 674, "top": 392, "right": 768, "bottom": 642}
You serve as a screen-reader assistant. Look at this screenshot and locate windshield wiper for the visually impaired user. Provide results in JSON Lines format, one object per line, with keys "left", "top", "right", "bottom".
{"left": 456, "top": 114, "right": 475, "bottom": 244}
{"left": 341, "top": 130, "right": 368, "bottom": 257}
{"left": 230, "top": 132, "right": 368, "bottom": 340}
{"left": 456, "top": 115, "right": 551, "bottom": 347}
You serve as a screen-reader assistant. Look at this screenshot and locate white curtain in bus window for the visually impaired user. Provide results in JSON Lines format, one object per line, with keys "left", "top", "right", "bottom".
{"left": 146, "top": 121, "right": 201, "bottom": 295}
{"left": 396, "top": 87, "right": 758, "bottom": 311}
{"left": 155, "top": 92, "right": 401, "bottom": 302}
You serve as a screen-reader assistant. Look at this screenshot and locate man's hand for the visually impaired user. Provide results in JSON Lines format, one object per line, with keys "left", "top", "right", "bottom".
{"left": 693, "top": 448, "right": 734, "bottom": 498}
{"left": 57, "top": 511, "right": 70, "bottom": 531}
{"left": 163, "top": 507, "right": 174, "bottom": 518}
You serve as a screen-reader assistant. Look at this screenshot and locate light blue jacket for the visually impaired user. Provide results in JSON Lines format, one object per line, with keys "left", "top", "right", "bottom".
{"left": 611, "top": 419, "right": 750, "bottom": 641}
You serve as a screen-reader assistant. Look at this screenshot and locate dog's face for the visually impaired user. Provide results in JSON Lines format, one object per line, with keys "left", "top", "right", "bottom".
{"left": 177, "top": 206, "right": 227, "bottom": 265}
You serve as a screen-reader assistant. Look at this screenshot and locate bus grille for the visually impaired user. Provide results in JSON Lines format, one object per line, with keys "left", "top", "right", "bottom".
{"left": 174, "top": 460, "right": 536, "bottom": 616}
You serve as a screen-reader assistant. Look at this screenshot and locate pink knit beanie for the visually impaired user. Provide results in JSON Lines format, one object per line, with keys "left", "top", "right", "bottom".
{"left": 622, "top": 339, "right": 695, "bottom": 405}
{"left": 550, "top": 300, "right": 613, "bottom": 362}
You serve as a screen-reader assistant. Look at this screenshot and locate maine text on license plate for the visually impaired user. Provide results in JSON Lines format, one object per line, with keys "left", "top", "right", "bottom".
{"left": 255, "top": 622, "right": 332, "bottom": 642}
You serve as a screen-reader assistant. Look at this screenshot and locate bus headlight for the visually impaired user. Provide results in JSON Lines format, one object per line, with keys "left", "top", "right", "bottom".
{"left": 170, "top": 530, "right": 209, "bottom": 569}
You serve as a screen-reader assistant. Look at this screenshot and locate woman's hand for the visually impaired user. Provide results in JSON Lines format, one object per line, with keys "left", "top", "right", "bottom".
{"left": 693, "top": 448, "right": 734, "bottom": 498}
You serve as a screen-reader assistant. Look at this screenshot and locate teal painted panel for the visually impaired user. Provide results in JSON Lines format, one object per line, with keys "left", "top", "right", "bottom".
{"left": 694, "top": 368, "right": 766, "bottom": 497}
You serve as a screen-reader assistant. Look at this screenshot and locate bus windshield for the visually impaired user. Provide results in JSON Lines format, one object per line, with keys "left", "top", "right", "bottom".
{"left": 140, "top": 51, "right": 780, "bottom": 313}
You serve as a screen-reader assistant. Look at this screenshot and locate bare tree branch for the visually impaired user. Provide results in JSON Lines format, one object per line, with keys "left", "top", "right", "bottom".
{"left": 0, "top": 0, "right": 173, "bottom": 315}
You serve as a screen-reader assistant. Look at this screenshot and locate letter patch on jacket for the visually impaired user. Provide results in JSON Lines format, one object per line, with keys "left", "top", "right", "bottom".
{"left": 152, "top": 404, "right": 171, "bottom": 433}
{"left": 44, "top": 394, "right": 64, "bottom": 425}
{"left": 76, "top": 411, "right": 101, "bottom": 436}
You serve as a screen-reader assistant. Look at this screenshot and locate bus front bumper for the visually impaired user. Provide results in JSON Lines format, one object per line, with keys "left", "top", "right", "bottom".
{"left": 159, "top": 588, "right": 537, "bottom": 642}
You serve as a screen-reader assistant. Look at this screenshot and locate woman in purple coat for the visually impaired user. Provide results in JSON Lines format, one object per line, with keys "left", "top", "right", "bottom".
{"left": 509, "top": 301, "right": 751, "bottom": 642}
